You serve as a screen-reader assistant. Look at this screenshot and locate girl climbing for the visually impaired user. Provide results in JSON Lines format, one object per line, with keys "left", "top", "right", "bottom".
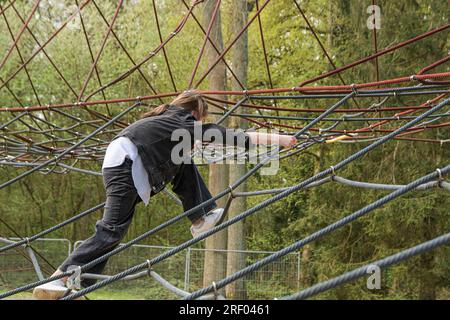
{"left": 33, "top": 89, "right": 297, "bottom": 299}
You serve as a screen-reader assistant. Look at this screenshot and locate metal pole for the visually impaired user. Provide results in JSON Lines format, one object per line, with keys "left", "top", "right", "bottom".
{"left": 1, "top": 237, "right": 44, "bottom": 281}
{"left": 297, "top": 251, "right": 301, "bottom": 291}
{"left": 65, "top": 239, "right": 72, "bottom": 256}
{"left": 184, "top": 248, "right": 191, "bottom": 291}
{"left": 25, "top": 246, "right": 44, "bottom": 281}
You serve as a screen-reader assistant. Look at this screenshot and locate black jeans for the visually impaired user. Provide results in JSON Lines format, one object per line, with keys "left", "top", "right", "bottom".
{"left": 59, "top": 158, "right": 216, "bottom": 286}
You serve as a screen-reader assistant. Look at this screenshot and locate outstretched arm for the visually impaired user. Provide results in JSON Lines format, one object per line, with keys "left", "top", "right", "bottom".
{"left": 185, "top": 119, "right": 297, "bottom": 149}
{"left": 246, "top": 132, "right": 297, "bottom": 148}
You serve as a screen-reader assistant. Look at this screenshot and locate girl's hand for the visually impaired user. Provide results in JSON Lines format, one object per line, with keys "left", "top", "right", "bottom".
{"left": 279, "top": 135, "right": 297, "bottom": 148}
{"left": 246, "top": 132, "right": 297, "bottom": 147}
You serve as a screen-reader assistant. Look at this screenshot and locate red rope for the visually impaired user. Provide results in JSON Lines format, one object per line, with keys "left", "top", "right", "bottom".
{"left": 0, "top": 4, "right": 40, "bottom": 106}
{"left": 205, "top": 96, "right": 435, "bottom": 114}
{"left": 417, "top": 55, "right": 450, "bottom": 85}
{"left": 83, "top": 0, "right": 201, "bottom": 101}
{"left": 0, "top": 0, "right": 40, "bottom": 71}
{"left": 298, "top": 24, "right": 450, "bottom": 87}
{"left": 7, "top": 1, "right": 79, "bottom": 97}
{"left": 152, "top": 0, "right": 177, "bottom": 92}
{"left": 180, "top": 0, "right": 246, "bottom": 91}
{"left": 194, "top": 0, "right": 271, "bottom": 88}
{"left": 75, "top": 0, "right": 111, "bottom": 116}
{"left": 1, "top": 72, "right": 449, "bottom": 112}
{"left": 188, "top": 0, "right": 222, "bottom": 88}
{"left": 77, "top": 0, "right": 124, "bottom": 101}
{"left": 0, "top": 0, "right": 92, "bottom": 93}
{"left": 0, "top": 0, "right": 16, "bottom": 16}
{"left": 90, "top": 0, "right": 162, "bottom": 103}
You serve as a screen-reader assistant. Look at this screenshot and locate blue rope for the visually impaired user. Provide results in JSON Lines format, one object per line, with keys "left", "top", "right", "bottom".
{"left": 185, "top": 164, "right": 450, "bottom": 299}
{"left": 282, "top": 232, "right": 450, "bottom": 300}
{"left": 61, "top": 98, "right": 449, "bottom": 300}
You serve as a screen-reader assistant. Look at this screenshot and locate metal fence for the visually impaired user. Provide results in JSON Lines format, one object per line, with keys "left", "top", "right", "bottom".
{"left": 1, "top": 238, "right": 300, "bottom": 299}
{"left": 186, "top": 247, "right": 301, "bottom": 299}
{"left": 0, "top": 238, "right": 71, "bottom": 291}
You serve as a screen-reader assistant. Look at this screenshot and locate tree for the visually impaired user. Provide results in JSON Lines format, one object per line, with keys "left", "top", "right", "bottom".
{"left": 226, "top": 0, "right": 248, "bottom": 300}
{"left": 201, "top": 0, "right": 229, "bottom": 293}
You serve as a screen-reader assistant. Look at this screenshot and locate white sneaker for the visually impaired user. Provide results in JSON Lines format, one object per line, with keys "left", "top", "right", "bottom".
{"left": 32, "top": 279, "right": 70, "bottom": 300}
{"left": 190, "top": 208, "right": 225, "bottom": 238}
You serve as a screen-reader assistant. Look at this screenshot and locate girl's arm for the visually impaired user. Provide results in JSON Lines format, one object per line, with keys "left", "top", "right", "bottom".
{"left": 246, "top": 132, "right": 297, "bottom": 148}
{"left": 186, "top": 119, "right": 297, "bottom": 149}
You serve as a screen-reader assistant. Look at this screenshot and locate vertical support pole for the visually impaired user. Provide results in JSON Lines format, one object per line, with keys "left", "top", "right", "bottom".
{"left": 202, "top": 0, "right": 229, "bottom": 295}
{"left": 184, "top": 248, "right": 191, "bottom": 291}
{"left": 25, "top": 246, "right": 44, "bottom": 281}
{"left": 226, "top": 0, "right": 249, "bottom": 300}
{"left": 297, "top": 251, "right": 301, "bottom": 291}
{"left": 67, "top": 239, "right": 72, "bottom": 256}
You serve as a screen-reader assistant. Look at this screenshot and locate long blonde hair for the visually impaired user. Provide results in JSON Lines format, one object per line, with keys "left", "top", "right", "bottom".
{"left": 141, "top": 90, "right": 209, "bottom": 120}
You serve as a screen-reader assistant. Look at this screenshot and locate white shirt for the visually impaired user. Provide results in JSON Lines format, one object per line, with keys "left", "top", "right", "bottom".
{"left": 102, "top": 137, "right": 151, "bottom": 206}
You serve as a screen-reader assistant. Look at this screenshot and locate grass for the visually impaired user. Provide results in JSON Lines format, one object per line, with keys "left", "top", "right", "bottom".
{"left": 1, "top": 283, "right": 179, "bottom": 300}
{"left": 87, "top": 289, "right": 147, "bottom": 300}
{"left": 1, "top": 289, "right": 148, "bottom": 300}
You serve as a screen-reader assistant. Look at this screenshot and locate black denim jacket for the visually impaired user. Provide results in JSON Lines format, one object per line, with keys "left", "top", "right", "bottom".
{"left": 115, "top": 105, "right": 252, "bottom": 194}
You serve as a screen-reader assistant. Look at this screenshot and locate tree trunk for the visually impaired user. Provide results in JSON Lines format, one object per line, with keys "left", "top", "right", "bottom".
{"left": 202, "top": 0, "right": 228, "bottom": 294}
{"left": 300, "top": 145, "right": 324, "bottom": 288}
{"left": 327, "top": 1, "right": 333, "bottom": 55}
{"left": 418, "top": 212, "right": 437, "bottom": 300}
{"left": 299, "top": 244, "right": 313, "bottom": 288}
{"left": 226, "top": 0, "right": 248, "bottom": 300}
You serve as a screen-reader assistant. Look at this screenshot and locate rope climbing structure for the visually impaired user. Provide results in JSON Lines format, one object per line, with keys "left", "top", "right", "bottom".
{"left": 0, "top": 0, "right": 449, "bottom": 300}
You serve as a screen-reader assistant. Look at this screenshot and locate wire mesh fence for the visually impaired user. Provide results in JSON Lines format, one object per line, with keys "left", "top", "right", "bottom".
{"left": 73, "top": 241, "right": 187, "bottom": 299}
{"left": 0, "top": 238, "right": 300, "bottom": 299}
{"left": 186, "top": 248, "right": 301, "bottom": 299}
{"left": 0, "top": 238, "right": 71, "bottom": 292}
